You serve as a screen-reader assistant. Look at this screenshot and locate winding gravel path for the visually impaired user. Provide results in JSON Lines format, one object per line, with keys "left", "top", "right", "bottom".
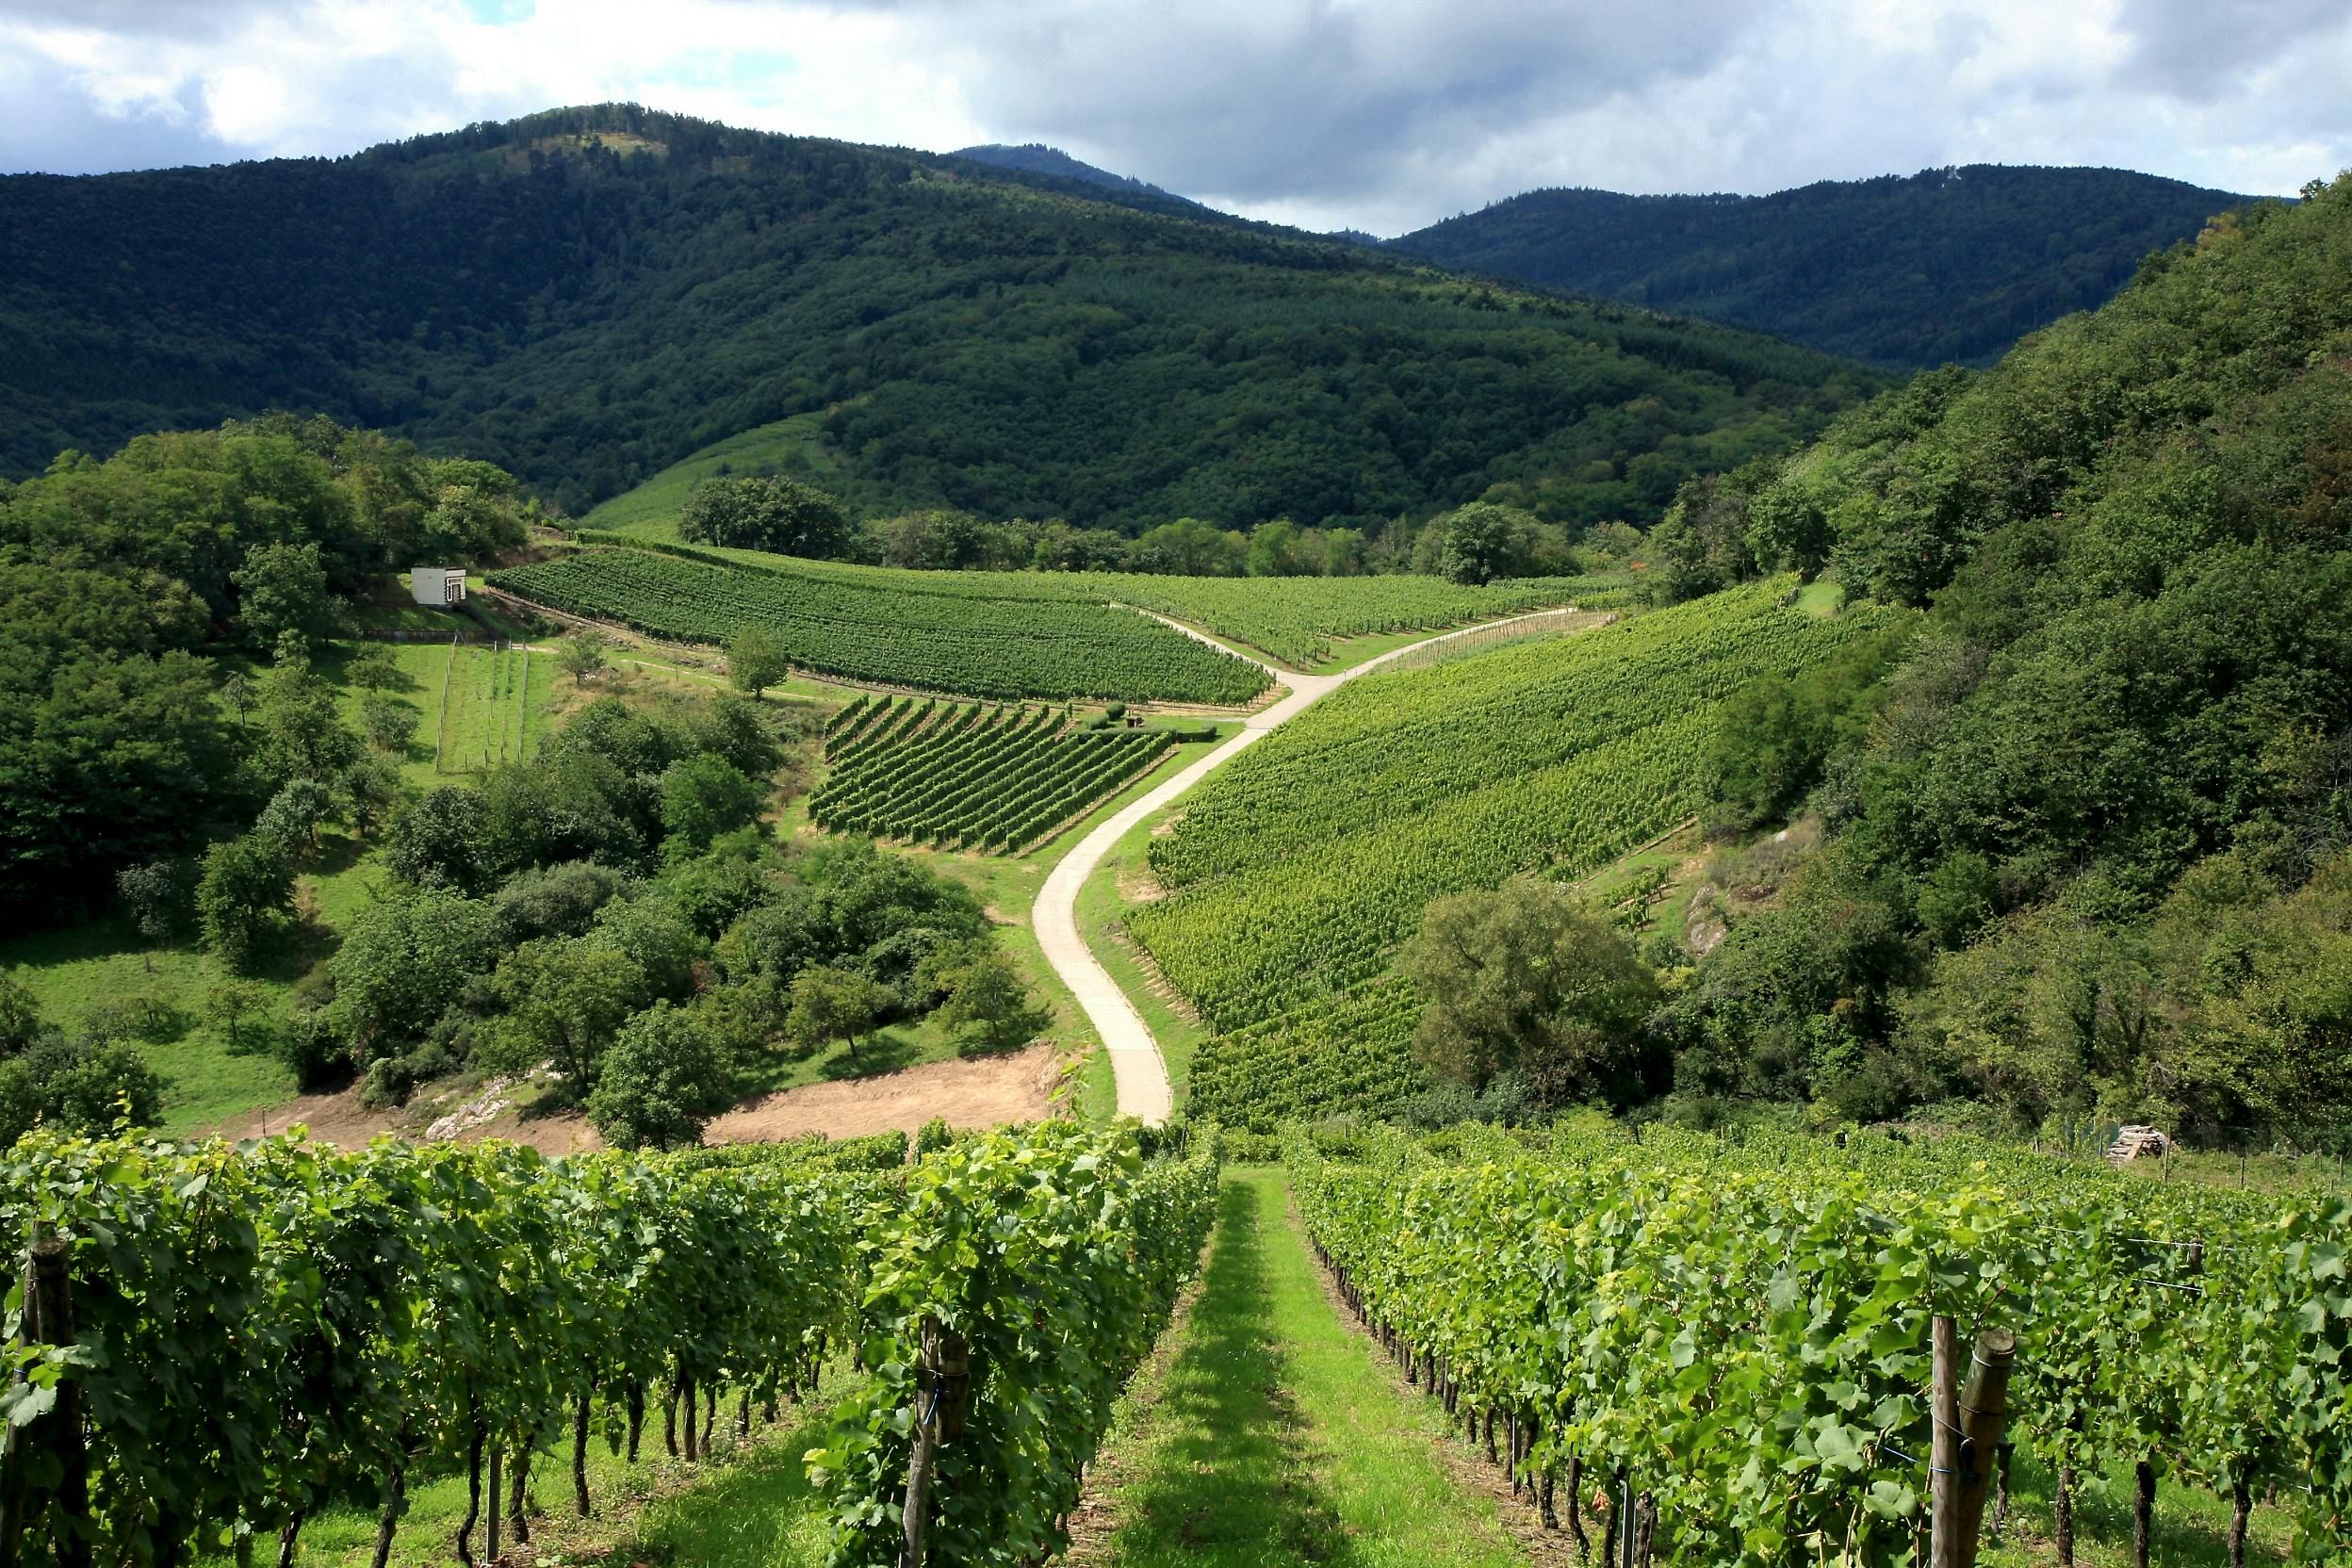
{"left": 1032, "top": 610, "right": 1577, "bottom": 1124}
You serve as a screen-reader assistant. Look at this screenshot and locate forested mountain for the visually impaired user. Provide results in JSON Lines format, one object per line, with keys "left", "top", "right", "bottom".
{"left": 948, "top": 141, "right": 1195, "bottom": 205}
{"left": 0, "top": 104, "right": 1874, "bottom": 529}
{"left": 1389, "top": 165, "right": 2253, "bottom": 368}
{"left": 1655, "top": 173, "right": 2352, "bottom": 1140}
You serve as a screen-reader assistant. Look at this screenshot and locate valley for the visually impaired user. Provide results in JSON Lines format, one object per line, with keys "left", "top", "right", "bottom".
{"left": 0, "top": 90, "right": 2348, "bottom": 1568}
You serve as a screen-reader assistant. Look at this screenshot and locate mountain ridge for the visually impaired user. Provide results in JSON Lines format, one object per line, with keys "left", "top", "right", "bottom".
{"left": 1388, "top": 163, "right": 2259, "bottom": 368}
{"left": 949, "top": 141, "right": 1198, "bottom": 207}
{"left": 0, "top": 103, "right": 1875, "bottom": 528}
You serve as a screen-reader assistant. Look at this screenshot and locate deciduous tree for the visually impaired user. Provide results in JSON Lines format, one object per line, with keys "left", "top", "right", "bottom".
{"left": 196, "top": 833, "right": 295, "bottom": 973}
{"left": 727, "top": 625, "right": 790, "bottom": 700}
{"left": 1400, "top": 878, "right": 1658, "bottom": 1108}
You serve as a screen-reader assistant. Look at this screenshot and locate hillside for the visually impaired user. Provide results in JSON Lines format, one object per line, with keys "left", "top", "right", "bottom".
{"left": 1122, "top": 174, "right": 2352, "bottom": 1150}
{"left": 1646, "top": 172, "right": 2352, "bottom": 1141}
{"left": 0, "top": 105, "right": 1876, "bottom": 529}
{"left": 1389, "top": 164, "right": 2254, "bottom": 368}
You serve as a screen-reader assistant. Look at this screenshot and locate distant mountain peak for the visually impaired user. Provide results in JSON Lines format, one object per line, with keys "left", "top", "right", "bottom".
{"left": 949, "top": 142, "right": 1195, "bottom": 206}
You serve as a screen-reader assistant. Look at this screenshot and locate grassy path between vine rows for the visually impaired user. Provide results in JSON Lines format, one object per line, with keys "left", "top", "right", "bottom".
{"left": 1061, "top": 1168, "right": 1532, "bottom": 1567}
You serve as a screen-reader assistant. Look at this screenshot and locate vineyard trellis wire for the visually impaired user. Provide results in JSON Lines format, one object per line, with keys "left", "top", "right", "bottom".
{"left": 567, "top": 531, "right": 1625, "bottom": 670}
{"left": 1132, "top": 580, "right": 1898, "bottom": 1033}
{"left": 489, "top": 549, "right": 1271, "bottom": 705}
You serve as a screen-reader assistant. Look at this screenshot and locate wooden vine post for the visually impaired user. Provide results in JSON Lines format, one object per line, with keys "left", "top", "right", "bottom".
{"left": 0, "top": 1238, "right": 91, "bottom": 1568}
{"left": 1954, "top": 1328, "right": 2017, "bottom": 1562}
{"left": 1931, "top": 1315, "right": 2017, "bottom": 1568}
{"left": 900, "top": 1315, "right": 972, "bottom": 1568}
{"left": 1932, "top": 1315, "right": 1961, "bottom": 1568}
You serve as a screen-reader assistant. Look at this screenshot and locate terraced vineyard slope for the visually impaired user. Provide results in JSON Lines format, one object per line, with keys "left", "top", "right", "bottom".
{"left": 811, "top": 697, "right": 1177, "bottom": 853}
{"left": 488, "top": 547, "right": 1270, "bottom": 704}
{"left": 1141, "top": 583, "right": 1898, "bottom": 1124}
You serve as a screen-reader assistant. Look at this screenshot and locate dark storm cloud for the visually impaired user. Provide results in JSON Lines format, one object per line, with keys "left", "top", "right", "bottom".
{"left": 922, "top": 0, "right": 1760, "bottom": 204}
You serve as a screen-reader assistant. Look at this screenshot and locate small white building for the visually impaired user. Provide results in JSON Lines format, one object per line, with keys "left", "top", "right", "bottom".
{"left": 409, "top": 566, "right": 467, "bottom": 607}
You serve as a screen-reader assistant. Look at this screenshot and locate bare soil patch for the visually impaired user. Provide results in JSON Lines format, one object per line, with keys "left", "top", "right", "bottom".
{"left": 217, "top": 1083, "right": 601, "bottom": 1155}
{"left": 1115, "top": 859, "right": 1167, "bottom": 904}
{"left": 219, "top": 1042, "right": 1061, "bottom": 1152}
{"left": 704, "top": 1040, "right": 1061, "bottom": 1143}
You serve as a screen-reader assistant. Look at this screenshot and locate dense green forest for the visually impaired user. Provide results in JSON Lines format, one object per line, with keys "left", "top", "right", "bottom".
{"left": 1645, "top": 173, "right": 2352, "bottom": 1141}
{"left": 0, "top": 105, "right": 1874, "bottom": 530}
{"left": 0, "top": 416, "right": 533, "bottom": 923}
{"left": 1390, "top": 165, "right": 2252, "bottom": 368}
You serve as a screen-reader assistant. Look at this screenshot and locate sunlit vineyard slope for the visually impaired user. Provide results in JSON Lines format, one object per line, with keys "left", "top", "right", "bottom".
{"left": 1142, "top": 584, "right": 1897, "bottom": 1125}
{"left": 488, "top": 547, "right": 1271, "bottom": 704}
{"left": 812, "top": 696, "right": 1176, "bottom": 852}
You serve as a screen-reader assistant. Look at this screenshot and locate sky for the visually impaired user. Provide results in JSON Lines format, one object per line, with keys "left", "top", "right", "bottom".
{"left": 3, "top": 0, "right": 2346, "bottom": 237}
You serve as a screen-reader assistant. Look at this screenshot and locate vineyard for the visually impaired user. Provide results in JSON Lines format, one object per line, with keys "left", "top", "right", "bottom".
{"left": 0, "top": 1121, "right": 1217, "bottom": 1568}
{"left": 433, "top": 640, "right": 543, "bottom": 775}
{"left": 488, "top": 548, "right": 1269, "bottom": 705}
{"left": 568, "top": 533, "right": 1624, "bottom": 670}
{"left": 1130, "top": 580, "right": 1895, "bottom": 1033}
{"left": 811, "top": 696, "right": 1177, "bottom": 854}
{"left": 1290, "top": 1118, "right": 2352, "bottom": 1566}
{"left": 1062, "top": 570, "right": 1629, "bottom": 668}
{"left": 1187, "top": 975, "right": 1427, "bottom": 1131}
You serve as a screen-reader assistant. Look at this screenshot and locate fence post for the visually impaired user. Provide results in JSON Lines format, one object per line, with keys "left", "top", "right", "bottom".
{"left": 1932, "top": 1315, "right": 1961, "bottom": 1568}
{"left": 1954, "top": 1329, "right": 2016, "bottom": 1568}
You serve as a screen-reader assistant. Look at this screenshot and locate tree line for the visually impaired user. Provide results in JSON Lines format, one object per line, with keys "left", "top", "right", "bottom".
{"left": 0, "top": 104, "right": 1876, "bottom": 529}
{"left": 678, "top": 471, "right": 1640, "bottom": 585}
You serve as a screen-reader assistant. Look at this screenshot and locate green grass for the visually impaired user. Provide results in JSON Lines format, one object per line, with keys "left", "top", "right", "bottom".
{"left": 1976, "top": 1450, "right": 2291, "bottom": 1566}
{"left": 580, "top": 411, "right": 840, "bottom": 537}
{"left": 1301, "top": 626, "right": 1440, "bottom": 674}
{"left": 1076, "top": 1168, "right": 1528, "bottom": 1566}
{"left": 0, "top": 920, "right": 297, "bottom": 1133}
{"left": 433, "top": 642, "right": 537, "bottom": 775}
{"left": 1794, "top": 577, "right": 1842, "bottom": 616}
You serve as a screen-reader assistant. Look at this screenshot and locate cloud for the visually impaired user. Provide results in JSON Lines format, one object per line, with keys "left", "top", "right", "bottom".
{"left": 2116, "top": 0, "right": 2352, "bottom": 99}
{"left": 1, "top": 0, "right": 2345, "bottom": 229}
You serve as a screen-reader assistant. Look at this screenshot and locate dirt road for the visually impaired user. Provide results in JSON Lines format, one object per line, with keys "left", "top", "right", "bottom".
{"left": 1032, "top": 610, "right": 1580, "bottom": 1124}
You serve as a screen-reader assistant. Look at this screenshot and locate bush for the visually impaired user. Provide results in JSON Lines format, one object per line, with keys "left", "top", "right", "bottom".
{"left": 275, "top": 1011, "right": 352, "bottom": 1093}
{"left": 196, "top": 834, "right": 295, "bottom": 973}
{"left": 0, "top": 1034, "right": 166, "bottom": 1145}
{"left": 914, "top": 1116, "right": 956, "bottom": 1157}
{"left": 491, "top": 860, "right": 628, "bottom": 945}
{"left": 585, "top": 1001, "right": 736, "bottom": 1150}
{"left": 358, "top": 1041, "right": 462, "bottom": 1109}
